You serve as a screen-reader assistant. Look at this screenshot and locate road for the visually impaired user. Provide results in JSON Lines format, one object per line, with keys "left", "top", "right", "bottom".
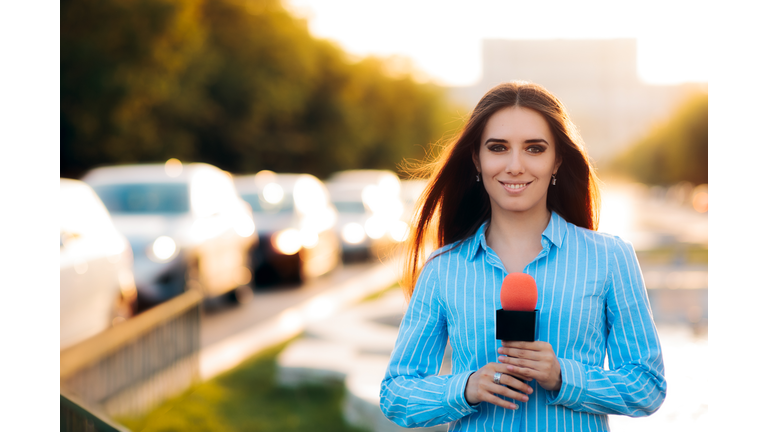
{"left": 200, "top": 260, "right": 385, "bottom": 349}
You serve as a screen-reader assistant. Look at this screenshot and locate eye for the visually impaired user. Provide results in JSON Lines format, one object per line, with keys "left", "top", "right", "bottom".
{"left": 526, "top": 145, "right": 546, "bottom": 154}
{"left": 488, "top": 144, "right": 507, "bottom": 153}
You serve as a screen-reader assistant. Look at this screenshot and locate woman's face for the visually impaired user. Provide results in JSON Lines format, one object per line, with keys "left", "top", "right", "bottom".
{"left": 473, "top": 106, "right": 561, "bottom": 218}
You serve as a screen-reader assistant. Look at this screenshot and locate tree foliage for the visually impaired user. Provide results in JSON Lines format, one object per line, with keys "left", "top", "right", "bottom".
{"left": 61, "top": 0, "right": 460, "bottom": 179}
{"left": 608, "top": 92, "right": 708, "bottom": 186}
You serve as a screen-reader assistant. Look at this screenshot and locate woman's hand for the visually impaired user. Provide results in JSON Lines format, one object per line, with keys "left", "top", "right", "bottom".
{"left": 498, "top": 341, "right": 562, "bottom": 392}
{"left": 464, "top": 363, "right": 533, "bottom": 410}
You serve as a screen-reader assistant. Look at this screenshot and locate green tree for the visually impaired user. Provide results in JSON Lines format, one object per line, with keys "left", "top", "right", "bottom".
{"left": 61, "top": 0, "right": 207, "bottom": 177}
{"left": 608, "top": 92, "right": 708, "bottom": 185}
{"left": 60, "top": 0, "right": 459, "bottom": 179}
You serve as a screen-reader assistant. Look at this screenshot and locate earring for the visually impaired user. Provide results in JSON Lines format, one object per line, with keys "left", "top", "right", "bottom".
{"left": 551, "top": 174, "right": 557, "bottom": 186}
{"left": 476, "top": 173, "right": 480, "bottom": 182}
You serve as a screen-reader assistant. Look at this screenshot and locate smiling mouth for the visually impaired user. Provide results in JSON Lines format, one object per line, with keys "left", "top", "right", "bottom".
{"left": 501, "top": 181, "right": 533, "bottom": 191}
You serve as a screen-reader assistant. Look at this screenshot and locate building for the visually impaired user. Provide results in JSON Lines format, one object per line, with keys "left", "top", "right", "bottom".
{"left": 449, "top": 39, "right": 706, "bottom": 163}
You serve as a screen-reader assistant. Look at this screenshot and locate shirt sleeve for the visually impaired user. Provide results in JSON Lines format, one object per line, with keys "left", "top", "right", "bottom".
{"left": 379, "top": 257, "right": 479, "bottom": 428}
{"left": 545, "top": 236, "right": 667, "bottom": 417}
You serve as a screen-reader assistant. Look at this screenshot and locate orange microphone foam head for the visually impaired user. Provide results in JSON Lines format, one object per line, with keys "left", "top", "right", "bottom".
{"left": 500, "top": 272, "right": 538, "bottom": 311}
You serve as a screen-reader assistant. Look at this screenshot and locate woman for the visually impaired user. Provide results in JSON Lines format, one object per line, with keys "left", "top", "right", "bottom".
{"left": 379, "top": 81, "right": 666, "bottom": 431}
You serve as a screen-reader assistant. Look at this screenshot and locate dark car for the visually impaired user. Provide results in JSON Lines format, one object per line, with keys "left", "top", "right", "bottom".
{"left": 235, "top": 171, "right": 341, "bottom": 286}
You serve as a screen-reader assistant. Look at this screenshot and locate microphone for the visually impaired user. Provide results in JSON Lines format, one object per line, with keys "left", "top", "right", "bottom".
{"left": 496, "top": 273, "right": 539, "bottom": 341}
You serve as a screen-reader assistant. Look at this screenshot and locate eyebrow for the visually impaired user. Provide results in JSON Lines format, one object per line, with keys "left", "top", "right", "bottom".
{"left": 484, "top": 138, "right": 550, "bottom": 145}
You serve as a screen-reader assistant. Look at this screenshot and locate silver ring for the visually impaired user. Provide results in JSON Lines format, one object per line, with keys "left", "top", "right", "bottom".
{"left": 493, "top": 372, "right": 503, "bottom": 385}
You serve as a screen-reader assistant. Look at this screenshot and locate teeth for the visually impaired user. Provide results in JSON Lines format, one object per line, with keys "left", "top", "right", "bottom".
{"left": 504, "top": 183, "right": 527, "bottom": 190}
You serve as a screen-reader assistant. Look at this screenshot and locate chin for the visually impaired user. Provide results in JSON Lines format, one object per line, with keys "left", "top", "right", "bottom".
{"left": 490, "top": 198, "right": 549, "bottom": 216}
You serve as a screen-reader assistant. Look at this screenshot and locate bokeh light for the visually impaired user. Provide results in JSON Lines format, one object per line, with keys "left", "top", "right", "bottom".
{"left": 151, "top": 236, "right": 177, "bottom": 261}
{"left": 164, "top": 158, "right": 183, "bottom": 177}
{"left": 342, "top": 223, "right": 366, "bottom": 244}
{"left": 273, "top": 228, "right": 302, "bottom": 255}
{"left": 263, "top": 183, "right": 284, "bottom": 204}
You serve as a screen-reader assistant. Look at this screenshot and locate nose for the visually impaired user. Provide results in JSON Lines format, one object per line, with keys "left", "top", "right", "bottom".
{"left": 505, "top": 149, "right": 524, "bottom": 175}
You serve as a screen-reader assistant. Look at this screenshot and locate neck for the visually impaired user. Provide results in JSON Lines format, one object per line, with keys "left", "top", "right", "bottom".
{"left": 486, "top": 206, "right": 551, "bottom": 246}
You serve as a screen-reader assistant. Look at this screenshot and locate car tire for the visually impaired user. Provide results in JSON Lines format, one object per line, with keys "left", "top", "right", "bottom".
{"left": 227, "top": 285, "right": 253, "bottom": 304}
{"left": 110, "top": 290, "right": 136, "bottom": 325}
{"left": 185, "top": 257, "right": 203, "bottom": 293}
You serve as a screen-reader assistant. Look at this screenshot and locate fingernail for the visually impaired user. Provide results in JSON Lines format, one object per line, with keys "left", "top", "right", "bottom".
{"left": 498, "top": 356, "right": 505, "bottom": 362}
{"left": 510, "top": 403, "right": 518, "bottom": 410}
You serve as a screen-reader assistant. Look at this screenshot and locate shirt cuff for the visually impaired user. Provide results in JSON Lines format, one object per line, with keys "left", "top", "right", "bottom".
{"left": 444, "top": 370, "right": 480, "bottom": 417}
{"left": 546, "top": 358, "right": 586, "bottom": 408}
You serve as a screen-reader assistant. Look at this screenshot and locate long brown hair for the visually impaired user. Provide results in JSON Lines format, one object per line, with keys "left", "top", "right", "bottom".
{"left": 402, "top": 81, "right": 600, "bottom": 298}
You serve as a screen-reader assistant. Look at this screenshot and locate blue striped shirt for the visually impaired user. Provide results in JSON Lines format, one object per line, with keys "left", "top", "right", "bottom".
{"left": 380, "top": 212, "right": 666, "bottom": 431}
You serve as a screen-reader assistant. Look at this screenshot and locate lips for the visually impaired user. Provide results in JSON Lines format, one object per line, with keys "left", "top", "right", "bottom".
{"left": 500, "top": 180, "right": 533, "bottom": 192}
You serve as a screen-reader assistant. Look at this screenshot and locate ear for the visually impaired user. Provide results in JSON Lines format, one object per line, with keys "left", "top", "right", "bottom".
{"left": 554, "top": 154, "right": 562, "bottom": 175}
{"left": 472, "top": 151, "right": 481, "bottom": 173}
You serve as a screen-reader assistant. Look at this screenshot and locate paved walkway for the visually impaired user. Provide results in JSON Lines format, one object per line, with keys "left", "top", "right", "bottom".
{"left": 199, "top": 259, "right": 401, "bottom": 380}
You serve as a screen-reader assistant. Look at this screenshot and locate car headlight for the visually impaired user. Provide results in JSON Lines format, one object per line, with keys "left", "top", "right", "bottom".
{"left": 364, "top": 216, "right": 387, "bottom": 240}
{"left": 300, "top": 229, "right": 319, "bottom": 249}
{"left": 235, "top": 215, "right": 256, "bottom": 238}
{"left": 148, "top": 236, "right": 177, "bottom": 262}
{"left": 342, "top": 223, "right": 366, "bottom": 245}
{"left": 272, "top": 229, "right": 302, "bottom": 255}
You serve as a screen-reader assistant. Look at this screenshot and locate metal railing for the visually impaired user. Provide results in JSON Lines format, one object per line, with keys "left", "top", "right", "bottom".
{"left": 60, "top": 289, "right": 203, "bottom": 419}
{"left": 61, "top": 392, "right": 131, "bottom": 432}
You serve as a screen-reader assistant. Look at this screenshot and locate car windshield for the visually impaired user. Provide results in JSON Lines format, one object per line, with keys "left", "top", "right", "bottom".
{"left": 92, "top": 183, "right": 190, "bottom": 214}
{"left": 332, "top": 201, "right": 367, "bottom": 214}
{"left": 240, "top": 192, "right": 295, "bottom": 214}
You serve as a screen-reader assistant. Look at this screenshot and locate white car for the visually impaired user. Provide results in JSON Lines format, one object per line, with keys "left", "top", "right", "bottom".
{"left": 399, "top": 179, "right": 428, "bottom": 223}
{"left": 234, "top": 171, "right": 340, "bottom": 285}
{"left": 82, "top": 161, "right": 257, "bottom": 309}
{"left": 326, "top": 170, "right": 408, "bottom": 261}
{"left": 60, "top": 179, "right": 137, "bottom": 350}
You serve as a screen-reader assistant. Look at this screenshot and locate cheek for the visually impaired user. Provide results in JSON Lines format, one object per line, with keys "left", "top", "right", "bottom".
{"left": 536, "top": 156, "right": 559, "bottom": 175}
{"left": 478, "top": 154, "right": 504, "bottom": 174}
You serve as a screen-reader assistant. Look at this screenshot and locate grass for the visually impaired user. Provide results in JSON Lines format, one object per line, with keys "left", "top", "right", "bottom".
{"left": 359, "top": 282, "right": 401, "bottom": 304}
{"left": 116, "top": 342, "right": 370, "bottom": 432}
{"left": 635, "top": 244, "right": 708, "bottom": 266}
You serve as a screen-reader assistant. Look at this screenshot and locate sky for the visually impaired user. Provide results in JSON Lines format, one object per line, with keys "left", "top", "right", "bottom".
{"left": 286, "top": 0, "right": 710, "bottom": 86}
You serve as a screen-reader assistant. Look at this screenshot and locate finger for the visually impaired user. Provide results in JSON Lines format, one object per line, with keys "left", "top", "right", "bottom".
{"left": 499, "top": 355, "right": 538, "bottom": 370}
{"left": 498, "top": 347, "right": 543, "bottom": 361}
{"left": 479, "top": 392, "right": 520, "bottom": 410}
{"left": 490, "top": 385, "right": 530, "bottom": 404}
{"left": 500, "top": 340, "right": 543, "bottom": 349}
{"left": 489, "top": 362, "right": 529, "bottom": 384}
{"left": 501, "top": 341, "right": 552, "bottom": 353}
{"left": 497, "top": 356, "right": 536, "bottom": 380}
{"left": 495, "top": 373, "right": 534, "bottom": 396}
{"left": 506, "top": 364, "right": 539, "bottom": 382}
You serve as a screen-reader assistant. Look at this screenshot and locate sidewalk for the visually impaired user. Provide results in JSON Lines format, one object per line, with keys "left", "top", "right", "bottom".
{"left": 199, "top": 258, "right": 401, "bottom": 380}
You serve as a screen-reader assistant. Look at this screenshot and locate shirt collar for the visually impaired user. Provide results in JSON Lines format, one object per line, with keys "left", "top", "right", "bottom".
{"left": 543, "top": 211, "right": 567, "bottom": 249}
{"left": 468, "top": 211, "right": 567, "bottom": 261}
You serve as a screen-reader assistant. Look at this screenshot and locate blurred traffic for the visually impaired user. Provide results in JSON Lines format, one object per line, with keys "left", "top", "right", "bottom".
{"left": 326, "top": 170, "right": 412, "bottom": 262}
{"left": 81, "top": 160, "right": 257, "bottom": 311}
{"left": 60, "top": 161, "right": 427, "bottom": 349}
{"left": 234, "top": 171, "right": 340, "bottom": 286}
{"left": 60, "top": 179, "right": 137, "bottom": 350}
